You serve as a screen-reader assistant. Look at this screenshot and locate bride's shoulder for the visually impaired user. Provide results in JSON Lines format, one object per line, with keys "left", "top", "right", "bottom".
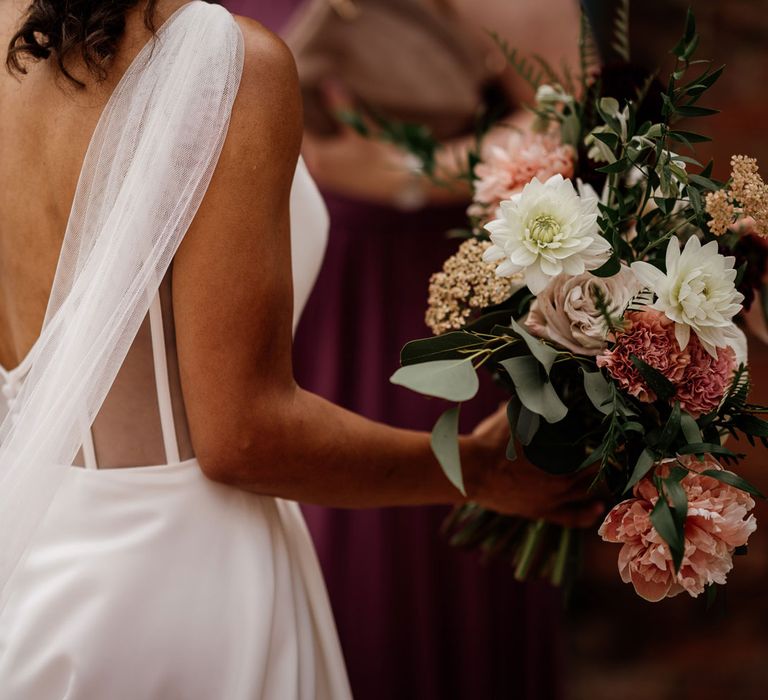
{"left": 232, "top": 16, "right": 299, "bottom": 106}
{"left": 225, "top": 15, "right": 302, "bottom": 153}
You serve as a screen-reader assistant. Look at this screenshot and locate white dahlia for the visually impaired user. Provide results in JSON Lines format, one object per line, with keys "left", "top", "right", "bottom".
{"left": 631, "top": 236, "right": 744, "bottom": 357}
{"left": 482, "top": 174, "right": 612, "bottom": 295}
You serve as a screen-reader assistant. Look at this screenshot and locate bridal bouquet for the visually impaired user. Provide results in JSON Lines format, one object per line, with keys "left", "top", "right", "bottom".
{"left": 386, "top": 9, "right": 768, "bottom": 601}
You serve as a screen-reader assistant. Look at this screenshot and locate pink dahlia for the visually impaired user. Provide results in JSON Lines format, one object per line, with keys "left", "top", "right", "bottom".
{"left": 597, "top": 309, "right": 736, "bottom": 416}
{"left": 596, "top": 310, "right": 689, "bottom": 403}
{"left": 471, "top": 132, "right": 575, "bottom": 214}
{"left": 599, "top": 455, "right": 757, "bottom": 602}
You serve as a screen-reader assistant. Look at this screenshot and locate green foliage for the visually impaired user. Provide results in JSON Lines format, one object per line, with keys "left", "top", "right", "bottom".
{"left": 501, "top": 356, "right": 568, "bottom": 424}
{"left": 630, "top": 355, "right": 675, "bottom": 401}
{"left": 431, "top": 406, "right": 465, "bottom": 495}
{"left": 390, "top": 358, "right": 479, "bottom": 402}
{"left": 488, "top": 31, "right": 547, "bottom": 92}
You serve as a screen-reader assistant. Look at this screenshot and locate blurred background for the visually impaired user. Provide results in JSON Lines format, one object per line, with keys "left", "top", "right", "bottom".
{"left": 225, "top": 1, "right": 768, "bottom": 698}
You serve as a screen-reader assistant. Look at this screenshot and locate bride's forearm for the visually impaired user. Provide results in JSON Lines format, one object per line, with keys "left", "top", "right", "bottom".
{"left": 197, "top": 386, "right": 480, "bottom": 508}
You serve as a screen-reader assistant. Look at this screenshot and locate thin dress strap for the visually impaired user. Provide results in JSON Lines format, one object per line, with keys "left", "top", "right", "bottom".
{"left": 148, "top": 291, "right": 181, "bottom": 464}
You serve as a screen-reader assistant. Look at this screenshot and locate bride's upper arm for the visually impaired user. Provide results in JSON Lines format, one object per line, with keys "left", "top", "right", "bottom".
{"left": 171, "top": 20, "right": 303, "bottom": 472}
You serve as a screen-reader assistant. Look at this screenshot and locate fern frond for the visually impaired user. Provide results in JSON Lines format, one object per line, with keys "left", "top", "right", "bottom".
{"left": 611, "top": 0, "right": 631, "bottom": 63}
{"left": 489, "top": 31, "right": 543, "bottom": 92}
{"left": 531, "top": 54, "right": 562, "bottom": 88}
{"left": 625, "top": 289, "right": 655, "bottom": 313}
{"left": 579, "top": 11, "right": 600, "bottom": 89}
{"left": 721, "top": 364, "right": 751, "bottom": 415}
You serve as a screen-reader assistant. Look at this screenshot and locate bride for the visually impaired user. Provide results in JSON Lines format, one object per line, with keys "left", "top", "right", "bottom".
{"left": 0, "top": 1, "right": 599, "bottom": 697}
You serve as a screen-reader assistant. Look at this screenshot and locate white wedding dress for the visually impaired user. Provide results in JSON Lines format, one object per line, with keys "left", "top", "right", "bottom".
{"left": 0, "top": 3, "right": 350, "bottom": 698}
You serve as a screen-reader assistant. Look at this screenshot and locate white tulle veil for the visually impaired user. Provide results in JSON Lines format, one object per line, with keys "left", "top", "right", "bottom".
{"left": 0, "top": 1, "right": 244, "bottom": 606}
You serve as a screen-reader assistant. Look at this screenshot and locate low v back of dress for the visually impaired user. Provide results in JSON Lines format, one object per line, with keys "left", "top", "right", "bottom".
{"left": 0, "top": 3, "right": 349, "bottom": 698}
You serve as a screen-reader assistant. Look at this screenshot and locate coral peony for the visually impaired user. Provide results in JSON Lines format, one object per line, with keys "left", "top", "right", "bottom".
{"left": 526, "top": 265, "right": 642, "bottom": 355}
{"left": 599, "top": 455, "right": 757, "bottom": 601}
{"left": 597, "top": 309, "right": 736, "bottom": 415}
{"left": 471, "top": 132, "right": 575, "bottom": 214}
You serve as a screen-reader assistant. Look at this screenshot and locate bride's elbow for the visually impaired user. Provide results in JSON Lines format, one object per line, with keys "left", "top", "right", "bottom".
{"left": 193, "top": 416, "right": 287, "bottom": 487}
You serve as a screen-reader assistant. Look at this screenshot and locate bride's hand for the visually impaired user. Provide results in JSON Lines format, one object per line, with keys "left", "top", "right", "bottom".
{"left": 463, "top": 405, "right": 604, "bottom": 528}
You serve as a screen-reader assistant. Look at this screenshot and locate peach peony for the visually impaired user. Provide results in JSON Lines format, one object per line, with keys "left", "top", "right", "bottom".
{"left": 599, "top": 455, "right": 757, "bottom": 601}
{"left": 525, "top": 265, "right": 642, "bottom": 356}
{"left": 471, "top": 132, "right": 575, "bottom": 215}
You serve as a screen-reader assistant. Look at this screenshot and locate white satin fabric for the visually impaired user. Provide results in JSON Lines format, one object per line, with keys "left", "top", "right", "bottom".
{"left": 0, "top": 1, "right": 349, "bottom": 697}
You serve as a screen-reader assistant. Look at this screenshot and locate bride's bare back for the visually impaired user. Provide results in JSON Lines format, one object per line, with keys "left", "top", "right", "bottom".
{"left": 0, "top": 0, "right": 301, "bottom": 468}
{"left": 0, "top": 0, "right": 188, "bottom": 369}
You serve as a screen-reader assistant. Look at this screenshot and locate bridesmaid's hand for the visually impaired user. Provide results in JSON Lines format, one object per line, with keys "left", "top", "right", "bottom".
{"left": 463, "top": 405, "right": 604, "bottom": 528}
{"left": 301, "top": 81, "right": 469, "bottom": 208}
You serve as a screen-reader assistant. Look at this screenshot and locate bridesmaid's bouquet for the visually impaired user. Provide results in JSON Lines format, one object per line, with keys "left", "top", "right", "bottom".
{"left": 385, "top": 9, "right": 768, "bottom": 600}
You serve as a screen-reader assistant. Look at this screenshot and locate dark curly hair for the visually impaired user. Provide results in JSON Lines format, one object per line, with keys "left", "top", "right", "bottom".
{"left": 6, "top": 0, "right": 159, "bottom": 88}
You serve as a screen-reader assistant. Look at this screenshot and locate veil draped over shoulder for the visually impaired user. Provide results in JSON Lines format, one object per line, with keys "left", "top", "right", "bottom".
{"left": 0, "top": 2, "right": 244, "bottom": 606}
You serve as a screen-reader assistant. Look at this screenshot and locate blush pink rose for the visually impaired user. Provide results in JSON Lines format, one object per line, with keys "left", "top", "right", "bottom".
{"left": 525, "top": 266, "right": 643, "bottom": 355}
{"left": 599, "top": 455, "right": 757, "bottom": 602}
{"left": 470, "top": 132, "right": 575, "bottom": 214}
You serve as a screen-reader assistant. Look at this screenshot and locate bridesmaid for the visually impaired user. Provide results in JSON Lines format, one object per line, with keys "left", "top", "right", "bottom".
{"left": 225, "top": 1, "right": 579, "bottom": 698}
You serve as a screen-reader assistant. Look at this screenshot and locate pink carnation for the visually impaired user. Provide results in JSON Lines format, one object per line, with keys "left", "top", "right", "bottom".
{"left": 596, "top": 310, "right": 689, "bottom": 403}
{"left": 596, "top": 309, "right": 736, "bottom": 416}
{"left": 471, "top": 132, "right": 575, "bottom": 214}
{"left": 676, "top": 338, "right": 736, "bottom": 418}
{"left": 599, "top": 455, "right": 757, "bottom": 601}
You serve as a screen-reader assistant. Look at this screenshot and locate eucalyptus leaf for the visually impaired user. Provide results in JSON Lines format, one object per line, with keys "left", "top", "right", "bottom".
{"left": 391, "top": 358, "right": 479, "bottom": 402}
{"left": 599, "top": 97, "right": 620, "bottom": 116}
{"left": 501, "top": 356, "right": 567, "bottom": 424}
{"left": 430, "top": 406, "right": 465, "bottom": 495}
{"left": 505, "top": 398, "right": 521, "bottom": 461}
{"left": 507, "top": 317, "right": 559, "bottom": 375}
{"left": 516, "top": 405, "right": 541, "bottom": 446}
{"left": 582, "top": 369, "right": 613, "bottom": 415}
{"left": 401, "top": 332, "right": 483, "bottom": 366}
{"left": 561, "top": 111, "right": 581, "bottom": 148}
